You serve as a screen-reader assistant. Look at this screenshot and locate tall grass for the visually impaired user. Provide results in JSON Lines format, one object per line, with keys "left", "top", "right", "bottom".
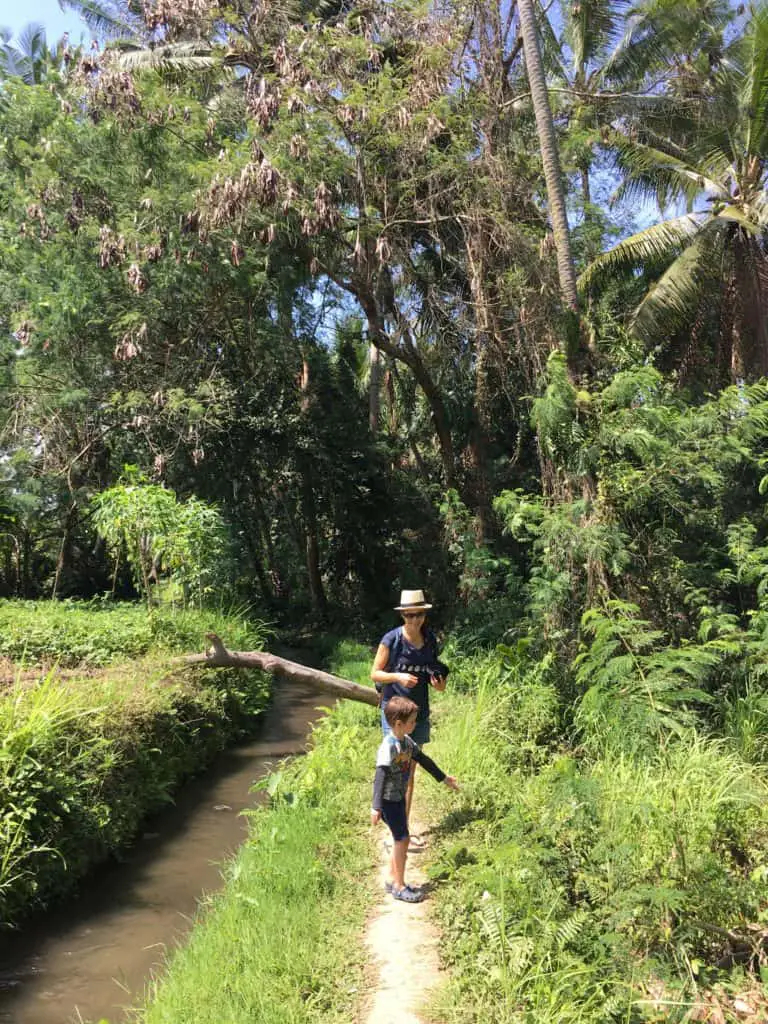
{"left": 425, "top": 648, "right": 768, "bottom": 1024}
{"left": 0, "top": 600, "right": 262, "bottom": 666}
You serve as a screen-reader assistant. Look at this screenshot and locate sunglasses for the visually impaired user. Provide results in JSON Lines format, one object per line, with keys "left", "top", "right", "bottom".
{"left": 402, "top": 611, "right": 426, "bottom": 619}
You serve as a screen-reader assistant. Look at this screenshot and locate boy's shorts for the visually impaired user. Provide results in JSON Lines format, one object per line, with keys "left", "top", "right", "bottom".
{"left": 381, "top": 798, "right": 409, "bottom": 842}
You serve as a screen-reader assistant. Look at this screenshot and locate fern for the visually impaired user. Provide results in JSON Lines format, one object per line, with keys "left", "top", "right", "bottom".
{"left": 575, "top": 602, "right": 718, "bottom": 754}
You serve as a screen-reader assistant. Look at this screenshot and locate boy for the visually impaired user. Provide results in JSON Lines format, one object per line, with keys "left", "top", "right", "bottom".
{"left": 371, "top": 695, "right": 459, "bottom": 903}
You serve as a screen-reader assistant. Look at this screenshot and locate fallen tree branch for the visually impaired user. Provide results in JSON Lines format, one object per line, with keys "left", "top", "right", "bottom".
{"left": 174, "top": 633, "right": 380, "bottom": 707}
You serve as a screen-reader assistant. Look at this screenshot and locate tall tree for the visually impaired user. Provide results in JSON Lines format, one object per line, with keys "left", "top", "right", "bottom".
{"left": 517, "top": 0, "right": 579, "bottom": 313}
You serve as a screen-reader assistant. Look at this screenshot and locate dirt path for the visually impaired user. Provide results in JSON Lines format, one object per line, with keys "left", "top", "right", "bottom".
{"left": 362, "top": 811, "right": 445, "bottom": 1024}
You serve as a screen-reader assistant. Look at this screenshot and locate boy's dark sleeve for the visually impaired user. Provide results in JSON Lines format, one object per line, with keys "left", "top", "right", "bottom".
{"left": 372, "top": 766, "right": 387, "bottom": 810}
{"left": 411, "top": 746, "right": 446, "bottom": 784}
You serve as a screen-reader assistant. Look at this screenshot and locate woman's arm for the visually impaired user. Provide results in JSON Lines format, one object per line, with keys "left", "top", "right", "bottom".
{"left": 371, "top": 643, "right": 418, "bottom": 688}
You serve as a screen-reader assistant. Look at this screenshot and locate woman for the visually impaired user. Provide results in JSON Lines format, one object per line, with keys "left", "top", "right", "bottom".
{"left": 370, "top": 589, "right": 448, "bottom": 845}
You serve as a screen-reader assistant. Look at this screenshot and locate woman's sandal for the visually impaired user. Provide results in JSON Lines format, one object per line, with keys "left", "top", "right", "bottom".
{"left": 409, "top": 834, "right": 428, "bottom": 851}
{"left": 391, "top": 884, "right": 424, "bottom": 903}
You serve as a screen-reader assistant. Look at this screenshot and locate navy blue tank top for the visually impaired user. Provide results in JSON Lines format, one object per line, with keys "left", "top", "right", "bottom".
{"left": 379, "top": 626, "right": 440, "bottom": 724}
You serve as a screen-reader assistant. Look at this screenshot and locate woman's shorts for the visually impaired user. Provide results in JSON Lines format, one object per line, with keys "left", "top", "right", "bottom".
{"left": 380, "top": 709, "right": 431, "bottom": 746}
{"left": 381, "top": 799, "right": 409, "bottom": 842}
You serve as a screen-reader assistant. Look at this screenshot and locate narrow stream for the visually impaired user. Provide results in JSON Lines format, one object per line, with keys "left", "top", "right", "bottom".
{"left": 0, "top": 674, "right": 332, "bottom": 1024}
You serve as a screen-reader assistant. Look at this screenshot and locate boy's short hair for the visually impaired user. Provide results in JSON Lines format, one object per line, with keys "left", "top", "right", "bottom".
{"left": 384, "top": 696, "right": 419, "bottom": 727}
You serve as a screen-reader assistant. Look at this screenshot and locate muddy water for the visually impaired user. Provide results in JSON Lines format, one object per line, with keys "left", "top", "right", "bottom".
{"left": 0, "top": 675, "right": 333, "bottom": 1024}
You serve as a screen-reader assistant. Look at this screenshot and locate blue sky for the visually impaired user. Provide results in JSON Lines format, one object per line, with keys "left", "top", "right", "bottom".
{"left": 0, "top": 0, "right": 91, "bottom": 45}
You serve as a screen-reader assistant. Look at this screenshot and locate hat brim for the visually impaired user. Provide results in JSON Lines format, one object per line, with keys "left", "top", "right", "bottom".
{"left": 395, "top": 603, "right": 433, "bottom": 611}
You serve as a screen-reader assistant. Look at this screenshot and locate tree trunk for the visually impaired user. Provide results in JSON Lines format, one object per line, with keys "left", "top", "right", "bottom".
{"left": 52, "top": 501, "right": 77, "bottom": 600}
{"left": 369, "top": 342, "right": 381, "bottom": 433}
{"left": 407, "top": 351, "right": 459, "bottom": 493}
{"left": 178, "top": 634, "right": 379, "bottom": 707}
{"left": 518, "top": 0, "right": 579, "bottom": 313}
{"left": 299, "top": 354, "right": 327, "bottom": 616}
{"left": 356, "top": 287, "right": 459, "bottom": 491}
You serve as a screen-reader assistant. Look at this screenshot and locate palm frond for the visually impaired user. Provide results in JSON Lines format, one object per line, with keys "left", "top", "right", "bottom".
{"left": 743, "top": 0, "right": 768, "bottom": 158}
{"left": 534, "top": 1, "right": 568, "bottom": 81}
{"left": 566, "top": 0, "right": 628, "bottom": 78}
{"left": 58, "top": 0, "right": 140, "bottom": 41}
{"left": 609, "top": 136, "right": 726, "bottom": 210}
{"left": 599, "top": 8, "right": 677, "bottom": 88}
{"left": 579, "top": 214, "right": 702, "bottom": 293}
{"left": 114, "top": 42, "right": 218, "bottom": 73}
{"left": 632, "top": 221, "right": 726, "bottom": 344}
{"left": 17, "top": 23, "right": 46, "bottom": 58}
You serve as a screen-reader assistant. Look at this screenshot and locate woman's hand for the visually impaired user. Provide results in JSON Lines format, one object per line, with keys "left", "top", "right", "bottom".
{"left": 397, "top": 672, "right": 419, "bottom": 687}
{"left": 430, "top": 673, "right": 447, "bottom": 691}
{"left": 443, "top": 776, "right": 460, "bottom": 792}
{"left": 371, "top": 808, "right": 382, "bottom": 825}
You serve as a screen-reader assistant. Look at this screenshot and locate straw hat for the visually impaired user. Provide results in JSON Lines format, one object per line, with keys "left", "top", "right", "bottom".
{"left": 395, "top": 589, "right": 433, "bottom": 611}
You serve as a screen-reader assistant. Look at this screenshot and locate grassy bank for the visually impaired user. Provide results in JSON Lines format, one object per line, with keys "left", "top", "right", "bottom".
{"left": 424, "top": 649, "right": 768, "bottom": 1024}
{"left": 0, "top": 602, "right": 270, "bottom": 928}
{"left": 136, "top": 640, "right": 378, "bottom": 1024}
{"left": 0, "top": 599, "right": 254, "bottom": 666}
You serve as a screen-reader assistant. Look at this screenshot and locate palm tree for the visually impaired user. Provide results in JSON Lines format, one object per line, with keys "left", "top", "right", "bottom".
{"left": 580, "top": 3, "right": 768, "bottom": 381}
{"left": 0, "top": 24, "right": 55, "bottom": 83}
{"left": 517, "top": 0, "right": 579, "bottom": 314}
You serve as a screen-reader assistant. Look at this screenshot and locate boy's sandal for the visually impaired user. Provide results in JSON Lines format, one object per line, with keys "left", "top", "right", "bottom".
{"left": 392, "top": 884, "right": 424, "bottom": 903}
{"left": 384, "top": 881, "right": 394, "bottom": 893}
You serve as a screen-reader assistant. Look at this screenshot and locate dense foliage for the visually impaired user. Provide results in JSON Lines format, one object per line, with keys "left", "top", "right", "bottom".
{"left": 428, "top": 652, "right": 768, "bottom": 1023}
{"left": 1, "top": 0, "right": 758, "bottom": 622}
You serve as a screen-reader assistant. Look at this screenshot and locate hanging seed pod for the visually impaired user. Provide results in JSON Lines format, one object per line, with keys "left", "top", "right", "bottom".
{"left": 231, "top": 240, "right": 244, "bottom": 265}
{"left": 375, "top": 235, "right": 391, "bottom": 265}
{"left": 114, "top": 330, "right": 141, "bottom": 360}
{"left": 337, "top": 105, "right": 356, "bottom": 127}
{"left": 257, "top": 161, "right": 280, "bottom": 203}
{"left": 290, "top": 134, "right": 307, "bottom": 159}
{"left": 282, "top": 181, "right": 299, "bottom": 214}
{"left": 14, "top": 321, "right": 34, "bottom": 346}
{"left": 127, "top": 263, "right": 147, "bottom": 294}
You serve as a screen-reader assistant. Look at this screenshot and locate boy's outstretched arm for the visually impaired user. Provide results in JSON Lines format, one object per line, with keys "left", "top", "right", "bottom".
{"left": 411, "top": 746, "right": 459, "bottom": 790}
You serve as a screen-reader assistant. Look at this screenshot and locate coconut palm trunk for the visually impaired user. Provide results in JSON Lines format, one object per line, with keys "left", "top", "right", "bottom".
{"left": 517, "top": 0, "right": 579, "bottom": 312}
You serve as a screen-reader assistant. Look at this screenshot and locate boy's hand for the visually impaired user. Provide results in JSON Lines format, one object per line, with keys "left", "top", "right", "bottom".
{"left": 443, "top": 776, "right": 459, "bottom": 791}
{"left": 371, "top": 808, "right": 381, "bottom": 825}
